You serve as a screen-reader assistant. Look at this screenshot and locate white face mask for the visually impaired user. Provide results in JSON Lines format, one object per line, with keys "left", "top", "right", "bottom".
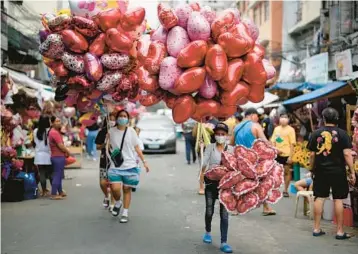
{"left": 215, "top": 135, "right": 226, "bottom": 144}
{"left": 109, "top": 120, "right": 116, "bottom": 127}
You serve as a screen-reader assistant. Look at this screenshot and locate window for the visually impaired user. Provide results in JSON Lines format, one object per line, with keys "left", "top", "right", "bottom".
{"left": 264, "top": 0, "right": 270, "bottom": 21}
{"left": 296, "top": 0, "right": 303, "bottom": 23}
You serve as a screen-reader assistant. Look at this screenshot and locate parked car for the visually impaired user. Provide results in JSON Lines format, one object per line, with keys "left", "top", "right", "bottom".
{"left": 136, "top": 115, "right": 176, "bottom": 154}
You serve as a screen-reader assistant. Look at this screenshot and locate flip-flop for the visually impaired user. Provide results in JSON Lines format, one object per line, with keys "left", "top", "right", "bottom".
{"left": 335, "top": 233, "right": 352, "bottom": 240}
{"left": 262, "top": 210, "right": 276, "bottom": 216}
{"left": 313, "top": 229, "right": 326, "bottom": 237}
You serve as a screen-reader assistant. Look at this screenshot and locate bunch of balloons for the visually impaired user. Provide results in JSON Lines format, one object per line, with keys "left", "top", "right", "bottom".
{"left": 39, "top": 0, "right": 146, "bottom": 112}
{"left": 136, "top": 3, "right": 276, "bottom": 123}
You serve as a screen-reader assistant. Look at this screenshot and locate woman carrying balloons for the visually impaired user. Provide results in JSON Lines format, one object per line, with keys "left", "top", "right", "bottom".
{"left": 107, "top": 110, "right": 149, "bottom": 223}
{"left": 202, "top": 122, "right": 234, "bottom": 253}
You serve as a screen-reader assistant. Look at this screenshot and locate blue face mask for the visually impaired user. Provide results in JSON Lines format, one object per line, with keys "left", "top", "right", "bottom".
{"left": 117, "top": 117, "right": 128, "bottom": 126}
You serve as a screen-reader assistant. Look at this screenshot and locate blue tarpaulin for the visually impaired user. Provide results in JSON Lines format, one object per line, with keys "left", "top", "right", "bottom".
{"left": 268, "top": 82, "right": 325, "bottom": 92}
{"left": 282, "top": 82, "right": 353, "bottom": 108}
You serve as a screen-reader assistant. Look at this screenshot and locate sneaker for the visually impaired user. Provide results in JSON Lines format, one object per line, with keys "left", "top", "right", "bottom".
{"left": 119, "top": 215, "right": 129, "bottom": 223}
{"left": 112, "top": 204, "right": 122, "bottom": 217}
{"left": 108, "top": 205, "right": 114, "bottom": 213}
{"left": 203, "top": 233, "right": 212, "bottom": 244}
{"left": 103, "top": 199, "right": 109, "bottom": 208}
{"left": 220, "top": 243, "right": 233, "bottom": 253}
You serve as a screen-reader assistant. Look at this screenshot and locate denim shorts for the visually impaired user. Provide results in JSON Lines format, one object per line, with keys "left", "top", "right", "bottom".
{"left": 108, "top": 167, "right": 140, "bottom": 187}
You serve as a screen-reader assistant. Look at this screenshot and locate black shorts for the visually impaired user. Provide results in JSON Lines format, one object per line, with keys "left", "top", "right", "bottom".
{"left": 313, "top": 173, "right": 349, "bottom": 200}
{"left": 276, "top": 156, "right": 289, "bottom": 165}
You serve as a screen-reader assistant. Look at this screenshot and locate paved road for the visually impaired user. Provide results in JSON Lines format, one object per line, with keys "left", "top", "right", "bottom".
{"left": 2, "top": 141, "right": 358, "bottom": 254}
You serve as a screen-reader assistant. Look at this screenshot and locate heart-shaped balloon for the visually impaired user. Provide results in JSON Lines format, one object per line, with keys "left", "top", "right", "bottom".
{"left": 211, "top": 12, "right": 235, "bottom": 42}
{"left": 159, "top": 57, "right": 183, "bottom": 90}
{"left": 221, "top": 81, "right": 250, "bottom": 106}
{"left": 247, "top": 83, "right": 265, "bottom": 103}
{"left": 205, "top": 44, "right": 228, "bottom": 81}
{"left": 77, "top": 95, "right": 95, "bottom": 112}
{"left": 192, "top": 99, "right": 220, "bottom": 121}
{"left": 242, "top": 18, "right": 259, "bottom": 41}
{"left": 94, "top": 8, "right": 122, "bottom": 31}
{"left": 166, "top": 26, "right": 190, "bottom": 58}
{"left": 158, "top": 3, "right": 178, "bottom": 30}
{"left": 163, "top": 92, "right": 177, "bottom": 109}
{"left": 187, "top": 11, "right": 211, "bottom": 41}
{"left": 96, "top": 71, "right": 123, "bottom": 92}
{"left": 262, "top": 59, "right": 276, "bottom": 80}
{"left": 47, "top": 61, "right": 69, "bottom": 77}
{"left": 39, "top": 34, "right": 65, "bottom": 59}
{"left": 47, "top": 14, "right": 72, "bottom": 32}
{"left": 252, "top": 44, "right": 265, "bottom": 59}
{"left": 61, "top": 29, "right": 89, "bottom": 53}
{"left": 150, "top": 25, "right": 168, "bottom": 45}
{"left": 136, "top": 35, "right": 150, "bottom": 64}
{"left": 144, "top": 41, "right": 167, "bottom": 74}
{"left": 242, "top": 52, "right": 266, "bottom": 87}
{"left": 61, "top": 52, "right": 85, "bottom": 73}
{"left": 106, "top": 28, "right": 133, "bottom": 53}
{"left": 121, "top": 7, "right": 146, "bottom": 30}
{"left": 89, "top": 33, "right": 107, "bottom": 57}
{"left": 86, "top": 89, "right": 103, "bottom": 100}
{"left": 199, "top": 75, "right": 217, "bottom": 99}
{"left": 139, "top": 90, "right": 161, "bottom": 106}
{"left": 84, "top": 53, "right": 103, "bottom": 81}
{"left": 200, "top": 5, "right": 216, "bottom": 25}
{"left": 100, "top": 53, "right": 131, "bottom": 70}
{"left": 174, "top": 67, "right": 206, "bottom": 94}
{"left": 172, "top": 95, "right": 196, "bottom": 123}
{"left": 73, "top": 16, "right": 99, "bottom": 37}
{"left": 177, "top": 40, "right": 208, "bottom": 68}
{"left": 64, "top": 94, "right": 79, "bottom": 107}
{"left": 190, "top": 2, "right": 201, "bottom": 11}
{"left": 137, "top": 66, "right": 159, "bottom": 93}
{"left": 68, "top": 75, "right": 92, "bottom": 89}
{"left": 39, "top": 29, "right": 50, "bottom": 43}
{"left": 215, "top": 104, "right": 237, "bottom": 119}
{"left": 219, "top": 58, "right": 244, "bottom": 91}
{"left": 175, "top": 4, "right": 192, "bottom": 28}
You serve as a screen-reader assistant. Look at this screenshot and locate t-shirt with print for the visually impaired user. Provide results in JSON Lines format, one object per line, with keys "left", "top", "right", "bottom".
{"left": 271, "top": 125, "right": 296, "bottom": 157}
{"left": 48, "top": 128, "right": 65, "bottom": 157}
{"left": 307, "top": 126, "right": 352, "bottom": 174}
{"left": 108, "top": 127, "right": 140, "bottom": 170}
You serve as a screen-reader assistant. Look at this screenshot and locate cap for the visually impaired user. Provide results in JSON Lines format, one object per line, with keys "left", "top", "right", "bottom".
{"left": 244, "top": 108, "right": 259, "bottom": 117}
{"left": 213, "top": 122, "right": 229, "bottom": 133}
{"left": 257, "top": 108, "right": 264, "bottom": 115}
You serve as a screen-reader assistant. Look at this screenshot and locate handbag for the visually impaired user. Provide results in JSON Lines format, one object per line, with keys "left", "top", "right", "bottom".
{"left": 108, "top": 127, "right": 128, "bottom": 168}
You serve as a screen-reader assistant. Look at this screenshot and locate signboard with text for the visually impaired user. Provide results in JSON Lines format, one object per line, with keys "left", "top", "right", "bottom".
{"left": 305, "top": 52, "right": 328, "bottom": 84}
{"left": 335, "top": 49, "right": 353, "bottom": 79}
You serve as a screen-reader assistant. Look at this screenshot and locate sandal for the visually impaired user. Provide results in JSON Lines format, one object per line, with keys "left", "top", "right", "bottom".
{"left": 283, "top": 192, "right": 289, "bottom": 198}
{"left": 262, "top": 210, "right": 276, "bottom": 216}
{"left": 50, "top": 195, "right": 64, "bottom": 200}
{"left": 313, "top": 229, "right": 326, "bottom": 237}
{"left": 335, "top": 233, "right": 352, "bottom": 240}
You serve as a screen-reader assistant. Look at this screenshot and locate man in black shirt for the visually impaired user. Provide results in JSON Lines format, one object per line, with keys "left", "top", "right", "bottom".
{"left": 308, "top": 108, "right": 356, "bottom": 239}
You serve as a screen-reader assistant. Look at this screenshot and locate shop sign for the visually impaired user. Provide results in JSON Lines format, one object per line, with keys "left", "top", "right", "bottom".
{"left": 335, "top": 49, "right": 353, "bottom": 79}
{"left": 305, "top": 52, "right": 328, "bottom": 84}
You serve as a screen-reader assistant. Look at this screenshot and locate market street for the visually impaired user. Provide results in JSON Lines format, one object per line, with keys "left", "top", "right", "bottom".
{"left": 2, "top": 141, "right": 358, "bottom": 254}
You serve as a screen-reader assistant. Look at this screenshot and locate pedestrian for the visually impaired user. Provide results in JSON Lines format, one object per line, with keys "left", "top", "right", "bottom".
{"left": 86, "top": 121, "right": 100, "bottom": 161}
{"left": 258, "top": 108, "right": 274, "bottom": 139}
{"left": 308, "top": 107, "right": 356, "bottom": 239}
{"left": 182, "top": 118, "right": 196, "bottom": 165}
{"left": 34, "top": 116, "right": 52, "bottom": 197}
{"left": 202, "top": 122, "right": 233, "bottom": 253}
{"left": 48, "top": 116, "right": 70, "bottom": 200}
{"left": 231, "top": 108, "right": 276, "bottom": 216}
{"left": 107, "top": 110, "right": 149, "bottom": 223}
{"left": 132, "top": 126, "right": 144, "bottom": 192}
{"left": 271, "top": 113, "right": 296, "bottom": 197}
{"left": 95, "top": 114, "right": 116, "bottom": 209}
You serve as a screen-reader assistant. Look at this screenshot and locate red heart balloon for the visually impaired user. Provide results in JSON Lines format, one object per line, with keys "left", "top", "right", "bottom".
{"left": 139, "top": 90, "right": 161, "bottom": 106}
{"left": 47, "top": 61, "right": 68, "bottom": 77}
{"left": 221, "top": 81, "right": 250, "bottom": 106}
{"left": 48, "top": 14, "right": 72, "bottom": 32}
{"left": 242, "top": 52, "right": 267, "bottom": 87}
{"left": 77, "top": 95, "right": 94, "bottom": 112}
{"left": 177, "top": 40, "right": 208, "bottom": 68}
{"left": 205, "top": 44, "right": 228, "bottom": 81}
{"left": 190, "top": 2, "right": 201, "bottom": 11}
{"left": 247, "top": 83, "right": 265, "bottom": 103}
{"left": 89, "top": 33, "right": 107, "bottom": 57}
{"left": 158, "top": 3, "right": 178, "bottom": 30}
{"left": 106, "top": 28, "right": 133, "bottom": 54}
{"left": 192, "top": 99, "right": 220, "bottom": 121}
{"left": 94, "top": 8, "right": 122, "bottom": 32}
{"left": 144, "top": 41, "right": 167, "bottom": 74}
{"left": 219, "top": 58, "right": 244, "bottom": 91}
{"left": 73, "top": 16, "right": 99, "bottom": 37}
{"left": 61, "top": 29, "right": 89, "bottom": 53}
{"left": 237, "top": 97, "right": 248, "bottom": 105}
{"left": 211, "top": 12, "right": 235, "bottom": 42}
{"left": 172, "top": 95, "right": 196, "bottom": 123}
{"left": 68, "top": 75, "right": 93, "bottom": 89}
{"left": 136, "top": 66, "right": 159, "bottom": 93}
{"left": 215, "top": 104, "right": 237, "bottom": 119}
{"left": 252, "top": 44, "right": 265, "bottom": 59}
{"left": 86, "top": 89, "right": 103, "bottom": 100}
{"left": 163, "top": 92, "right": 177, "bottom": 109}
{"left": 121, "top": 7, "right": 146, "bottom": 30}
{"left": 174, "top": 67, "right": 206, "bottom": 94}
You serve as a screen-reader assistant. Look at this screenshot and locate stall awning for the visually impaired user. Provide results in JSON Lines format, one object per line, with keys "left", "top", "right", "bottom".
{"left": 240, "top": 92, "right": 279, "bottom": 109}
{"left": 268, "top": 82, "right": 325, "bottom": 91}
{"left": 282, "top": 82, "right": 354, "bottom": 109}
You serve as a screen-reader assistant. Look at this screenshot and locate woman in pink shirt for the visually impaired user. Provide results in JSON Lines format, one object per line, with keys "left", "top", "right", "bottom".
{"left": 48, "top": 116, "right": 70, "bottom": 200}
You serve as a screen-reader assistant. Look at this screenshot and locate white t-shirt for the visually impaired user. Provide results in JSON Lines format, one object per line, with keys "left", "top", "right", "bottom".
{"left": 108, "top": 127, "right": 140, "bottom": 170}
{"left": 33, "top": 128, "right": 51, "bottom": 165}
{"left": 203, "top": 143, "right": 234, "bottom": 171}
